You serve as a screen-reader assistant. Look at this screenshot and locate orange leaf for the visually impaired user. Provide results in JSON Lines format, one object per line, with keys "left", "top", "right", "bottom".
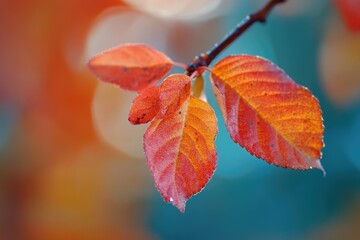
{"left": 87, "top": 43, "right": 173, "bottom": 91}
{"left": 144, "top": 96, "right": 218, "bottom": 212}
{"left": 159, "top": 74, "right": 191, "bottom": 117}
{"left": 211, "top": 55, "right": 324, "bottom": 171}
{"left": 128, "top": 86, "right": 160, "bottom": 125}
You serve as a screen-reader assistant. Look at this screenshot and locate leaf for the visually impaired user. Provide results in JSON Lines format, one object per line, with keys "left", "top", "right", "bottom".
{"left": 159, "top": 74, "right": 191, "bottom": 117}
{"left": 211, "top": 55, "right": 324, "bottom": 171}
{"left": 87, "top": 43, "right": 174, "bottom": 91}
{"left": 144, "top": 96, "right": 218, "bottom": 212}
{"left": 128, "top": 86, "right": 160, "bottom": 125}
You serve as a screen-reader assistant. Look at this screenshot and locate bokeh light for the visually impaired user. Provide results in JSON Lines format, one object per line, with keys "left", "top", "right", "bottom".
{"left": 320, "top": 15, "right": 360, "bottom": 106}
{"left": 123, "top": 0, "right": 229, "bottom": 21}
{"left": 92, "top": 83, "right": 147, "bottom": 159}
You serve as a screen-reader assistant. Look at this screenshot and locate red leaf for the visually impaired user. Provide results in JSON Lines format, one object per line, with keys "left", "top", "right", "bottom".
{"left": 87, "top": 43, "right": 173, "bottom": 91}
{"left": 128, "top": 86, "right": 160, "bottom": 125}
{"left": 159, "top": 74, "right": 191, "bottom": 117}
{"left": 211, "top": 55, "right": 324, "bottom": 171}
{"left": 144, "top": 96, "right": 218, "bottom": 212}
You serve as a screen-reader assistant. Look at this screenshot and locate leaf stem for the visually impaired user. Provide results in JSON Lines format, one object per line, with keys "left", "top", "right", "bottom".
{"left": 186, "top": 0, "right": 287, "bottom": 75}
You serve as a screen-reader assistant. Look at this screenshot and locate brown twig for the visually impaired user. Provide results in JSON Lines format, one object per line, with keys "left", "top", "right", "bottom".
{"left": 186, "top": 0, "right": 287, "bottom": 75}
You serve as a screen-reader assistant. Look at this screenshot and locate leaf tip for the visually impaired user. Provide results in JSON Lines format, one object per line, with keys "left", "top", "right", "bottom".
{"left": 316, "top": 160, "right": 326, "bottom": 177}
{"left": 173, "top": 199, "right": 186, "bottom": 213}
{"left": 179, "top": 206, "right": 185, "bottom": 213}
{"left": 308, "top": 159, "right": 326, "bottom": 176}
{"left": 164, "top": 196, "right": 186, "bottom": 213}
{"left": 128, "top": 116, "right": 139, "bottom": 125}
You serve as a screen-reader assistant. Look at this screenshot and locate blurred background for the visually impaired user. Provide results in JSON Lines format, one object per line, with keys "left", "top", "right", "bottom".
{"left": 1, "top": 0, "right": 360, "bottom": 239}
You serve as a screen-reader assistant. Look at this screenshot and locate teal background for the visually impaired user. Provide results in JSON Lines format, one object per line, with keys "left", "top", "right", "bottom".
{"left": 147, "top": 1, "right": 360, "bottom": 239}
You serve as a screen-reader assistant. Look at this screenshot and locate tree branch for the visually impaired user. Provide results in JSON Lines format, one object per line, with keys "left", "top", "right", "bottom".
{"left": 186, "top": 0, "right": 287, "bottom": 75}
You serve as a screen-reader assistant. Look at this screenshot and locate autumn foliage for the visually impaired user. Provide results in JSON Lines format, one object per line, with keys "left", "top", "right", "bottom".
{"left": 211, "top": 55, "right": 324, "bottom": 170}
{"left": 87, "top": 41, "right": 325, "bottom": 212}
{"left": 88, "top": 44, "right": 173, "bottom": 91}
